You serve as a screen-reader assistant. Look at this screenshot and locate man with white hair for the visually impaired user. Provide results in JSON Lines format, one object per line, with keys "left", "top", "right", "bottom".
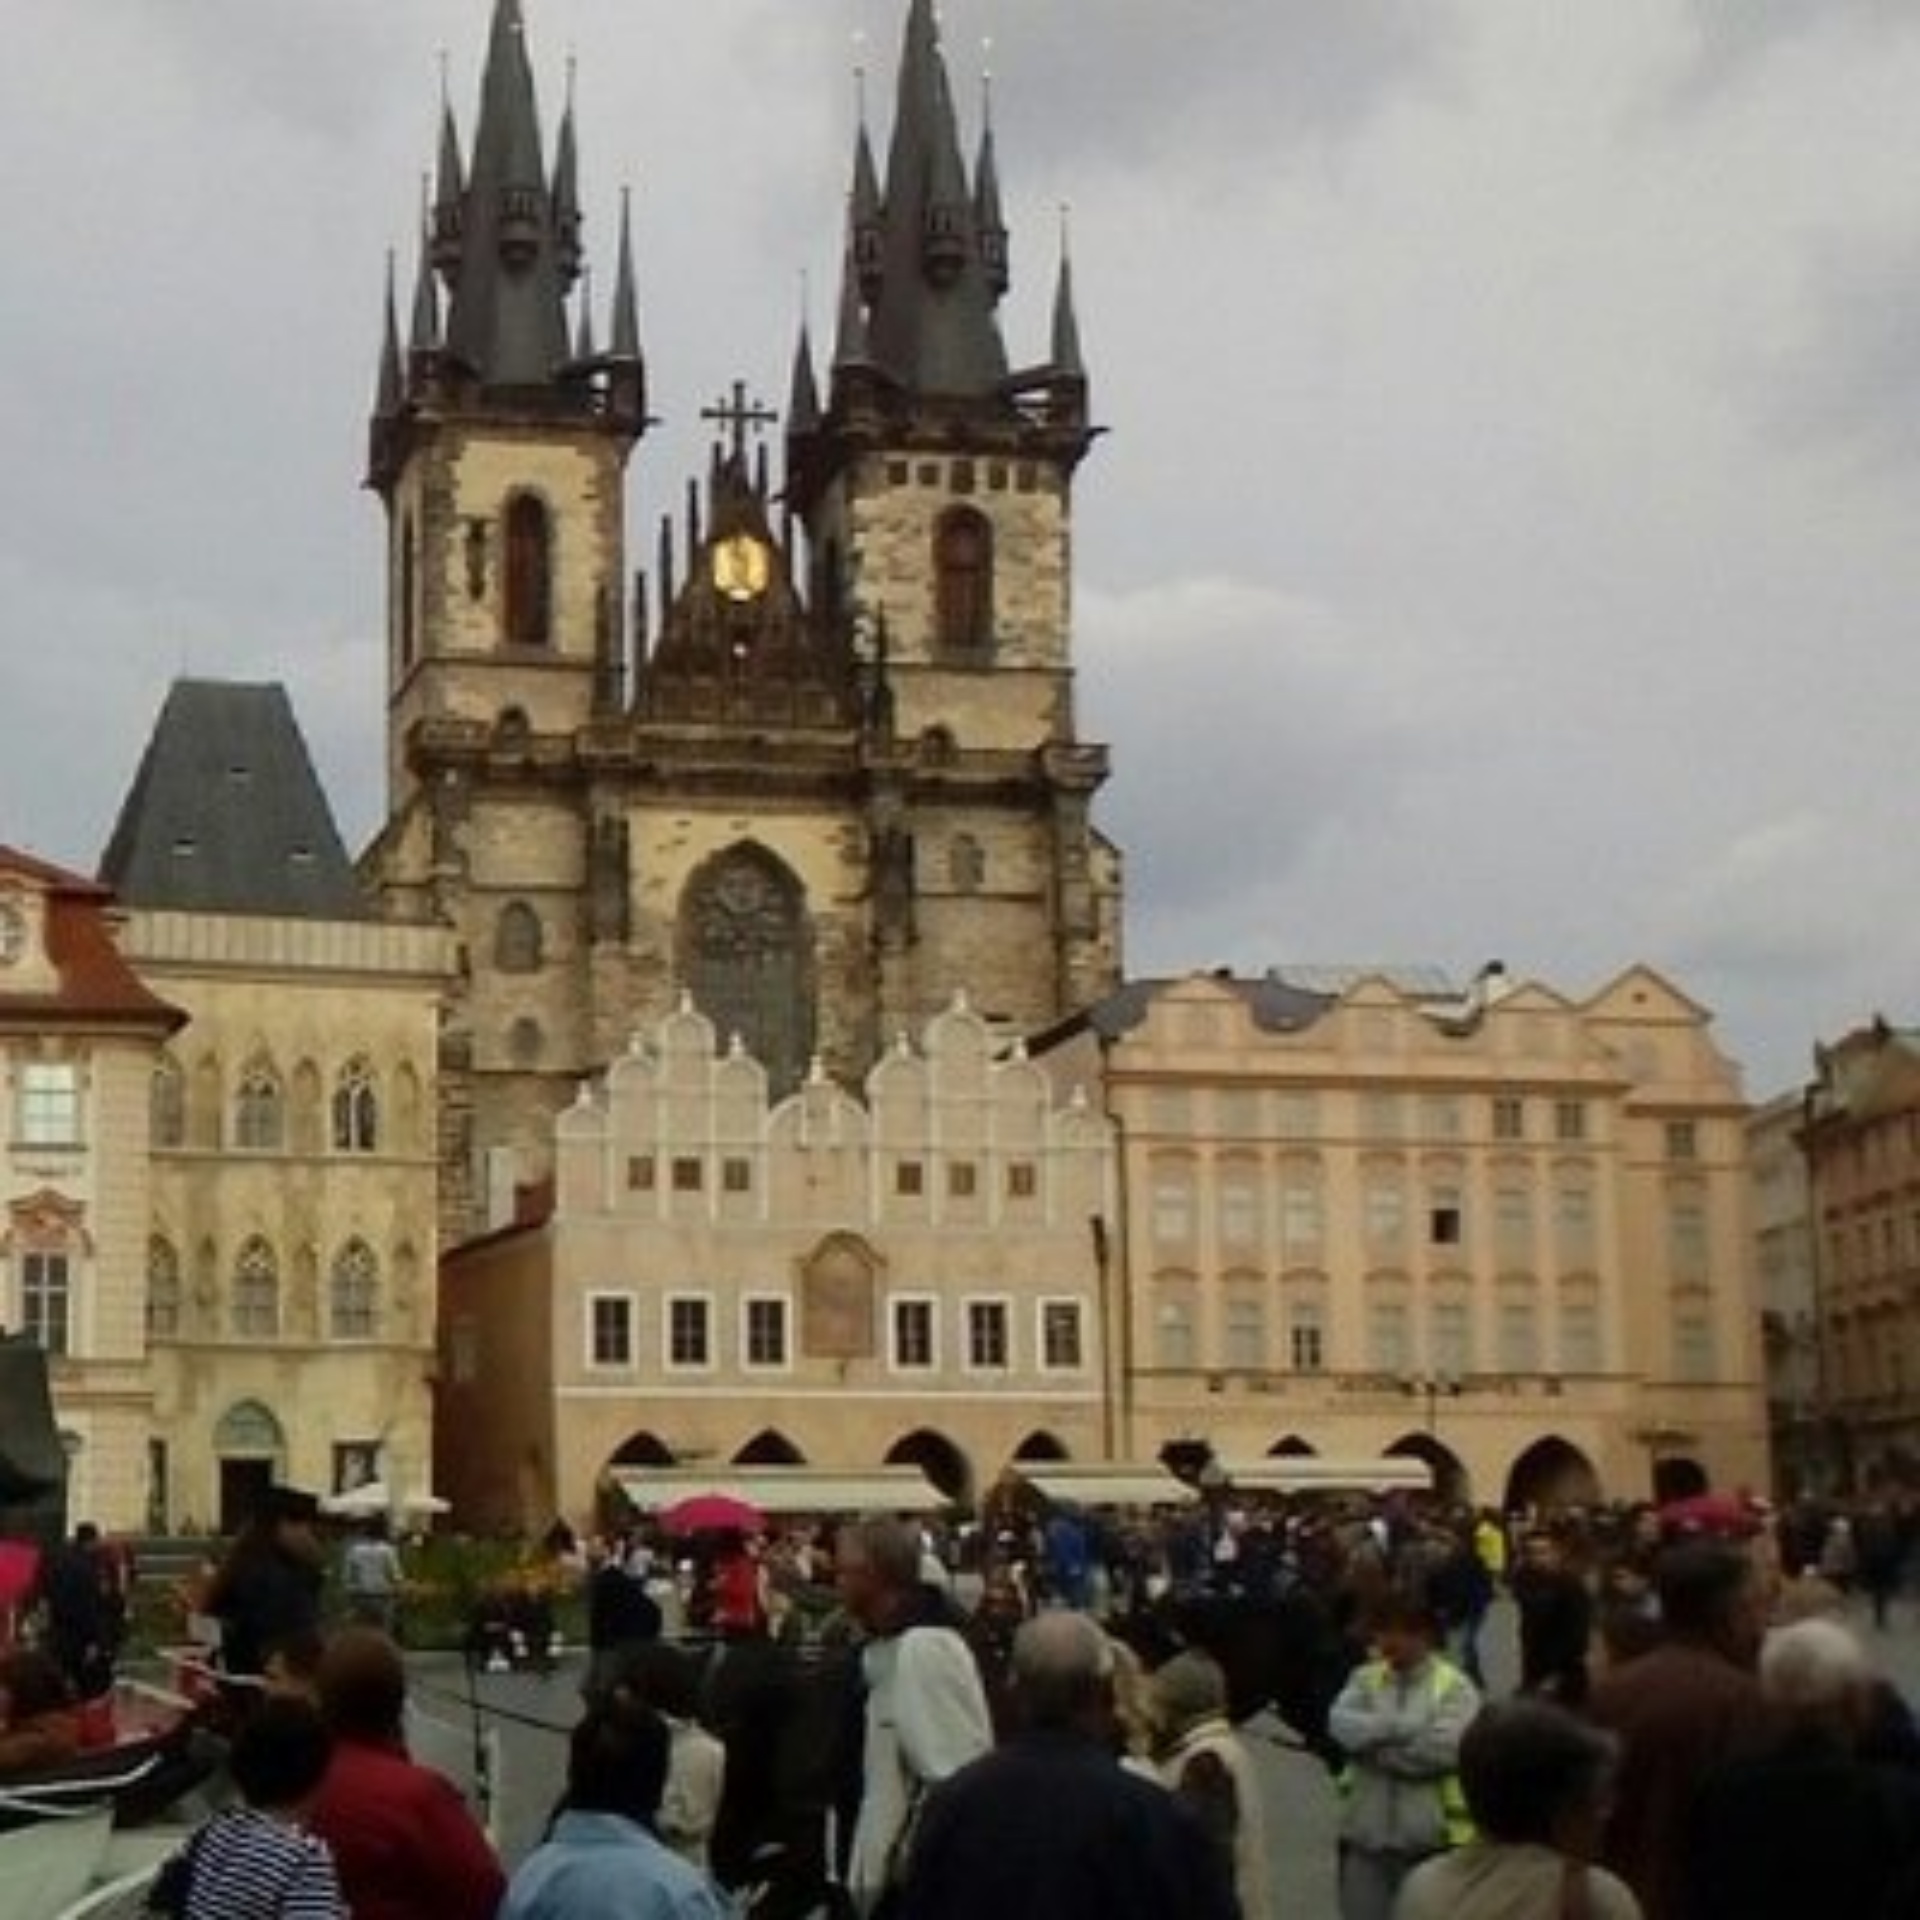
{"left": 1686, "top": 1616, "right": 1920, "bottom": 1920}
{"left": 898, "top": 1611, "right": 1235, "bottom": 1920}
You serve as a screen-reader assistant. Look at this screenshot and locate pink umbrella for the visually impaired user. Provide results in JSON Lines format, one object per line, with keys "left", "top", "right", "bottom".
{"left": 1658, "top": 1493, "right": 1758, "bottom": 1539}
{"left": 659, "top": 1493, "right": 765, "bottom": 1538}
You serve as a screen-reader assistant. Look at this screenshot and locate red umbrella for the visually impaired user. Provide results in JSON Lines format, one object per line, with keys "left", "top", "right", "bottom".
{"left": 0, "top": 1538, "right": 40, "bottom": 1606}
{"left": 659, "top": 1492, "right": 765, "bottom": 1537}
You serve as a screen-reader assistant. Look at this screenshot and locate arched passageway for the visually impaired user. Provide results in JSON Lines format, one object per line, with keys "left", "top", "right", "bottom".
{"left": 886, "top": 1428, "right": 971, "bottom": 1502}
{"left": 1503, "top": 1435, "right": 1603, "bottom": 1513}
{"left": 1013, "top": 1430, "right": 1070, "bottom": 1461}
{"left": 1384, "top": 1431, "right": 1470, "bottom": 1506}
{"left": 608, "top": 1430, "right": 676, "bottom": 1468}
{"left": 1652, "top": 1455, "right": 1709, "bottom": 1505}
{"left": 733, "top": 1429, "right": 805, "bottom": 1465}
{"left": 1267, "top": 1434, "right": 1317, "bottom": 1457}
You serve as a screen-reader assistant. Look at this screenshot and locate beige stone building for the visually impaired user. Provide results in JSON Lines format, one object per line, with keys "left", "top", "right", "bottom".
{"left": 436, "top": 995, "right": 1112, "bottom": 1532}
{"left": 363, "top": 0, "right": 1120, "bottom": 1245}
{"left": 0, "top": 848, "right": 182, "bottom": 1531}
{"left": 1799, "top": 1018, "right": 1920, "bottom": 1488}
{"left": 102, "top": 683, "right": 451, "bottom": 1531}
{"left": 1033, "top": 965, "right": 1766, "bottom": 1507}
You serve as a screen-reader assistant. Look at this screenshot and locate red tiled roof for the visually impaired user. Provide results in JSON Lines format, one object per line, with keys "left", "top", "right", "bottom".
{"left": 0, "top": 848, "right": 184, "bottom": 1031}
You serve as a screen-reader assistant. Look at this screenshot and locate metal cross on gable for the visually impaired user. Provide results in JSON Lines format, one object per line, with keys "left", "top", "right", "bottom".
{"left": 701, "top": 381, "right": 779, "bottom": 465}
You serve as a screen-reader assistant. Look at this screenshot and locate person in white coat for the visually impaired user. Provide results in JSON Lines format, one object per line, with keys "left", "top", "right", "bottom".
{"left": 1151, "top": 1649, "right": 1273, "bottom": 1920}
{"left": 836, "top": 1515, "right": 992, "bottom": 1917}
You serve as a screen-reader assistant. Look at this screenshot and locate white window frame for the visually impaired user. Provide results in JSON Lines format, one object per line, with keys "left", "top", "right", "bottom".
{"left": 662, "top": 1292, "right": 715, "bottom": 1372}
{"left": 585, "top": 1289, "right": 637, "bottom": 1370}
{"left": 20, "top": 1250, "right": 73, "bottom": 1357}
{"left": 17, "top": 1061, "right": 82, "bottom": 1147}
{"left": 964, "top": 1295, "right": 1013, "bottom": 1373}
{"left": 1036, "top": 1297, "right": 1085, "bottom": 1373}
{"left": 741, "top": 1293, "right": 791, "bottom": 1372}
{"left": 890, "top": 1295, "right": 939, "bottom": 1372}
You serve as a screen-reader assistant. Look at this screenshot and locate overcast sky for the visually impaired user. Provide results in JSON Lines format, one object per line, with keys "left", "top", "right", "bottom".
{"left": 3, "top": 1, "right": 1916, "bottom": 1097}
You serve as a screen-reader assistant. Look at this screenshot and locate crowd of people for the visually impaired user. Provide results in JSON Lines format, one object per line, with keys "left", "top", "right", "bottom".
{"left": 7, "top": 1484, "right": 1920, "bottom": 1919}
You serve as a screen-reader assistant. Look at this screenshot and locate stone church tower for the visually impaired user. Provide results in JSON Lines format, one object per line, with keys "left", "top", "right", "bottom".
{"left": 365, "top": 0, "right": 1121, "bottom": 1244}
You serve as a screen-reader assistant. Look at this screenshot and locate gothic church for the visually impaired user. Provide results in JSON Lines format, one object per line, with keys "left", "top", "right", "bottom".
{"left": 364, "top": 0, "right": 1122, "bottom": 1240}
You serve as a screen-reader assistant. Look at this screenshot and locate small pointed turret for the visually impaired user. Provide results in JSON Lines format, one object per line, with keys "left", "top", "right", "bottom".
{"left": 1050, "top": 232, "right": 1083, "bottom": 381}
{"left": 375, "top": 252, "right": 403, "bottom": 416}
{"left": 851, "top": 123, "right": 884, "bottom": 305}
{"left": 409, "top": 217, "right": 441, "bottom": 360}
{"left": 574, "top": 266, "right": 596, "bottom": 361}
{"left": 974, "top": 109, "right": 1008, "bottom": 301}
{"left": 552, "top": 86, "right": 583, "bottom": 288}
{"left": 831, "top": 234, "right": 871, "bottom": 370}
{"left": 788, "top": 320, "right": 821, "bottom": 434}
{"left": 609, "top": 186, "right": 641, "bottom": 361}
{"left": 431, "top": 93, "right": 464, "bottom": 282}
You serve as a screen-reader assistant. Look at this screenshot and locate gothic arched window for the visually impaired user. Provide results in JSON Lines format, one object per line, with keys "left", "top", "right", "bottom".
{"left": 496, "top": 900, "right": 544, "bottom": 972}
{"left": 934, "top": 507, "right": 994, "bottom": 654}
{"left": 234, "top": 1055, "right": 285, "bottom": 1152}
{"left": 147, "top": 1236, "right": 181, "bottom": 1340}
{"left": 330, "top": 1238, "right": 380, "bottom": 1341}
{"left": 232, "top": 1236, "right": 280, "bottom": 1340}
{"left": 504, "top": 493, "right": 553, "bottom": 647}
{"left": 677, "top": 846, "right": 814, "bottom": 1098}
{"left": 151, "top": 1058, "right": 186, "bottom": 1149}
{"left": 333, "top": 1057, "right": 379, "bottom": 1154}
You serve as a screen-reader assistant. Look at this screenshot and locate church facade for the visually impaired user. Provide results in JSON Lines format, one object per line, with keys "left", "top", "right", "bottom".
{"left": 364, "top": 0, "right": 1122, "bottom": 1246}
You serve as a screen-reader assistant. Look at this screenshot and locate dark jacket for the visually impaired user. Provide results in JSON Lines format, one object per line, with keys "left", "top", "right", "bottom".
{"left": 1587, "top": 1639, "right": 1765, "bottom": 1920}
{"left": 898, "top": 1727, "right": 1236, "bottom": 1920}
{"left": 1688, "top": 1727, "right": 1920, "bottom": 1920}
{"left": 204, "top": 1539, "right": 324, "bottom": 1676}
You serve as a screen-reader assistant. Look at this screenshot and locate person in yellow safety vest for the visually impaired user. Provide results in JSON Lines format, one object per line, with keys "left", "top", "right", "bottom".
{"left": 1473, "top": 1509, "right": 1509, "bottom": 1584}
{"left": 1328, "top": 1589, "right": 1482, "bottom": 1920}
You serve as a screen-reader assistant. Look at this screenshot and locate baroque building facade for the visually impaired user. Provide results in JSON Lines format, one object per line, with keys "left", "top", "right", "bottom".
{"left": 1033, "top": 965, "right": 1768, "bottom": 1507}
{"left": 101, "top": 682, "right": 449, "bottom": 1532}
{"left": 0, "top": 848, "right": 182, "bottom": 1530}
{"left": 436, "top": 995, "right": 1111, "bottom": 1531}
{"left": 363, "top": 0, "right": 1121, "bottom": 1246}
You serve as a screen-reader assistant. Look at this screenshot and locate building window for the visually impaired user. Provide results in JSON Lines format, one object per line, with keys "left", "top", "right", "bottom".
{"left": 1224, "top": 1295, "right": 1265, "bottom": 1371}
{"left": 1673, "top": 1302, "right": 1714, "bottom": 1381}
{"left": 1219, "top": 1181, "right": 1260, "bottom": 1249}
{"left": 1554, "top": 1100, "right": 1588, "bottom": 1143}
{"left": 722, "top": 1157, "right": 753, "bottom": 1195}
{"left": 1430, "top": 1298, "right": 1472, "bottom": 1377}
{"left": 234, "top": 1058, "right": 285, "bottom": 1152}
{"left": 1287, "top": 1299, "right": 1326, "bottom": 1373}
{"left": 627, "top": 1155, "right": 655, "bottom": 1191}
{"left": 1553, "top": 1185, "right": 1594, "bottom": 1257}
{"left": 1152, "top": 1176, "right": 1194, "bottom": 1246}
{"left": 1041, "top": 1301, "right": 1083, "bottom": 1370}
{"left": 667, "top": 1296, "right": 711, "bottom": 1368}
{"left": 232, "top": 1237, "right": 280, "bottom": 1340}
{"left": 1156, "top": 1293, "right": 1196, "bottom": 1370}
{"left": 934, "top": 506, "right": 994, "bottom": 652}
{"left": 1006, "top": 1161, "right": 1037, "bottom": 1200}
{"left": 895, "top": 1159, "right": 925, "bottom": 1198}
{"left": 329, "top": 1239, "right": 379, "bottom": 1341}
{"left": 948, "top": 1161, "right": 978, "bottom": 1199}
{"left": 671, "top": 1157, "right": 703, "bottom": 1193}
{"left": 21, "top": 1251, "right": 71, "bottom": 1356}
{"left": 147, "top": 1237, "right": 181, "bottom": 1340}
{"left": 1275, "top": 1092, "right": 1318, "bottom": 1139}
{"left": 496, "top": 900, "right": 544, "bottom": 973}
{"left": 745, "top": 1297, "right": 788, "bottom": 1368}
{"left": 967, "top": 1300, "right": 1010, "bottom": 1369}
{"left": 1495, "top": 1184, "right": 1533, "bottom": 1257}
{"left": 17, "top": 1062, "right": 80, "bottom": 1146}
{"left": 1498, "top": 1297, "right": 1539, "bottom": 1372}
{"left": 1490, "top": 1096, "right": 1526, "bottom": 1143}
{"left": 152, "top": 1059, "right": 186, "bottom": 1149}
{"left": 1281, "top": 1181, "right": 1323, "bottom": 1252}
{"left": 1367, "top": 1296, "right": 1411, "bottom": 1373}
{"left": 504, "top": 492, "right": 553, "bottom": 646}
{"left": 1364, "top": 1180, "right": 1406, "bottom": 1248}
{"left": 1421, "top": 1097, "right": 1462, "bottom": 1141}
{"left": 1665, "top": 1120, "right": 1699, "bottom": 1163}
{"left": 1560, "top": 1294, "right": 1602, "bottom": 1373}
{"left": 1428, "top": 1195, "right": 1463, "bottom": 1246}
{"left": 893, "top": 1298, "right": 936, "bottom": 1369}
{"left": 948, "top": 834, "right": 985, "bottom": 893}
{"left": 1667, "top": 1196, "right": 1710, "bottom": 1281}
{"left": 589, "top": 1294, "right": 635, "bottom": 1367}
{"left": 332, "top": 1057, "right": 379, "bottom": 1153}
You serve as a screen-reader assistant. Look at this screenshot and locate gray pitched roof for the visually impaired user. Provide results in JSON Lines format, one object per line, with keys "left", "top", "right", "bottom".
{"left": 98, "top": 679, "right": 368, "bottom": 920}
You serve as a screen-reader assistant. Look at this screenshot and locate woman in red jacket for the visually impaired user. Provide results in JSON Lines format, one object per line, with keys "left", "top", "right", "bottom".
{"left": 307, "top": 1626, "right": 506, "bottom": 1920}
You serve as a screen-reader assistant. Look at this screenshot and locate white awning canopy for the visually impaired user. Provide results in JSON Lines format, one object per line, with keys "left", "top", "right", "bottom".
{"left": 1007, "top": 1463, "right": 1200, "bottom": 1508}
{"left": 607, "top": 1466, "right": 948, "bottom": 1516}
{"left": 1218, "top": 1455, "right": 1434, "bottom": 1495}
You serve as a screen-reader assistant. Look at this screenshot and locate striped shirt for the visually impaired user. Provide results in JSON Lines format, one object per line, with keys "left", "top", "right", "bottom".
{"left": 182, "top": 1805, "right": 347, "bottom": 1920}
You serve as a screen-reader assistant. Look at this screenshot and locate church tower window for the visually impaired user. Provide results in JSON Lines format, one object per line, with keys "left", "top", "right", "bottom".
{"left": 496, "top": 900, "right": 544, "bottom": 973}
{"left": 504, "top": 493, "right": 553, "bottom": 647}
{"left": 333, "top": 1057, "right": 380, "bottom": 1153}
{"left": 232, "top": 1236, "right": 280, "bottom": 1339}
{"left": 934, "top": 507, "right": 994, "bottom": 654}
{"left": 678, "top": 846, "right": 814, "bottom": 1097}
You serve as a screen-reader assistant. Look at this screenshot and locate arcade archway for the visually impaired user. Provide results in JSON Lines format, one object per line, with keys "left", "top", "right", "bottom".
{"left": 1385, "top": 1431, "right": 1469, "bottom": 1506}
{"left": 885, "top": 1428, "right": 971, "bottom": 1502}
{"left": 1652, "top": 1455, "right": 1709, "bottom": 1505}
{"left": 733, "top": 1429, "right": 805, "bottom": 1465}
{"left": 1012, "top": 1430, "right": 1070, "bottom": 1462}
{"left": 1503, "top": 1435, "right": 1603, "bottom": 1513}
{"left": 607, "top": 1430, "right": 675, "bottom": 1468}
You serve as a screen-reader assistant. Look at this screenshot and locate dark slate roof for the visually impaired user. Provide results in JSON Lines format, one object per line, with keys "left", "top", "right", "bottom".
{"left": 1030, "top": 973, "right": 1335, "bottom": 1052}
{"left": 98, "top": 680, "right": 368, "bottom": 920}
